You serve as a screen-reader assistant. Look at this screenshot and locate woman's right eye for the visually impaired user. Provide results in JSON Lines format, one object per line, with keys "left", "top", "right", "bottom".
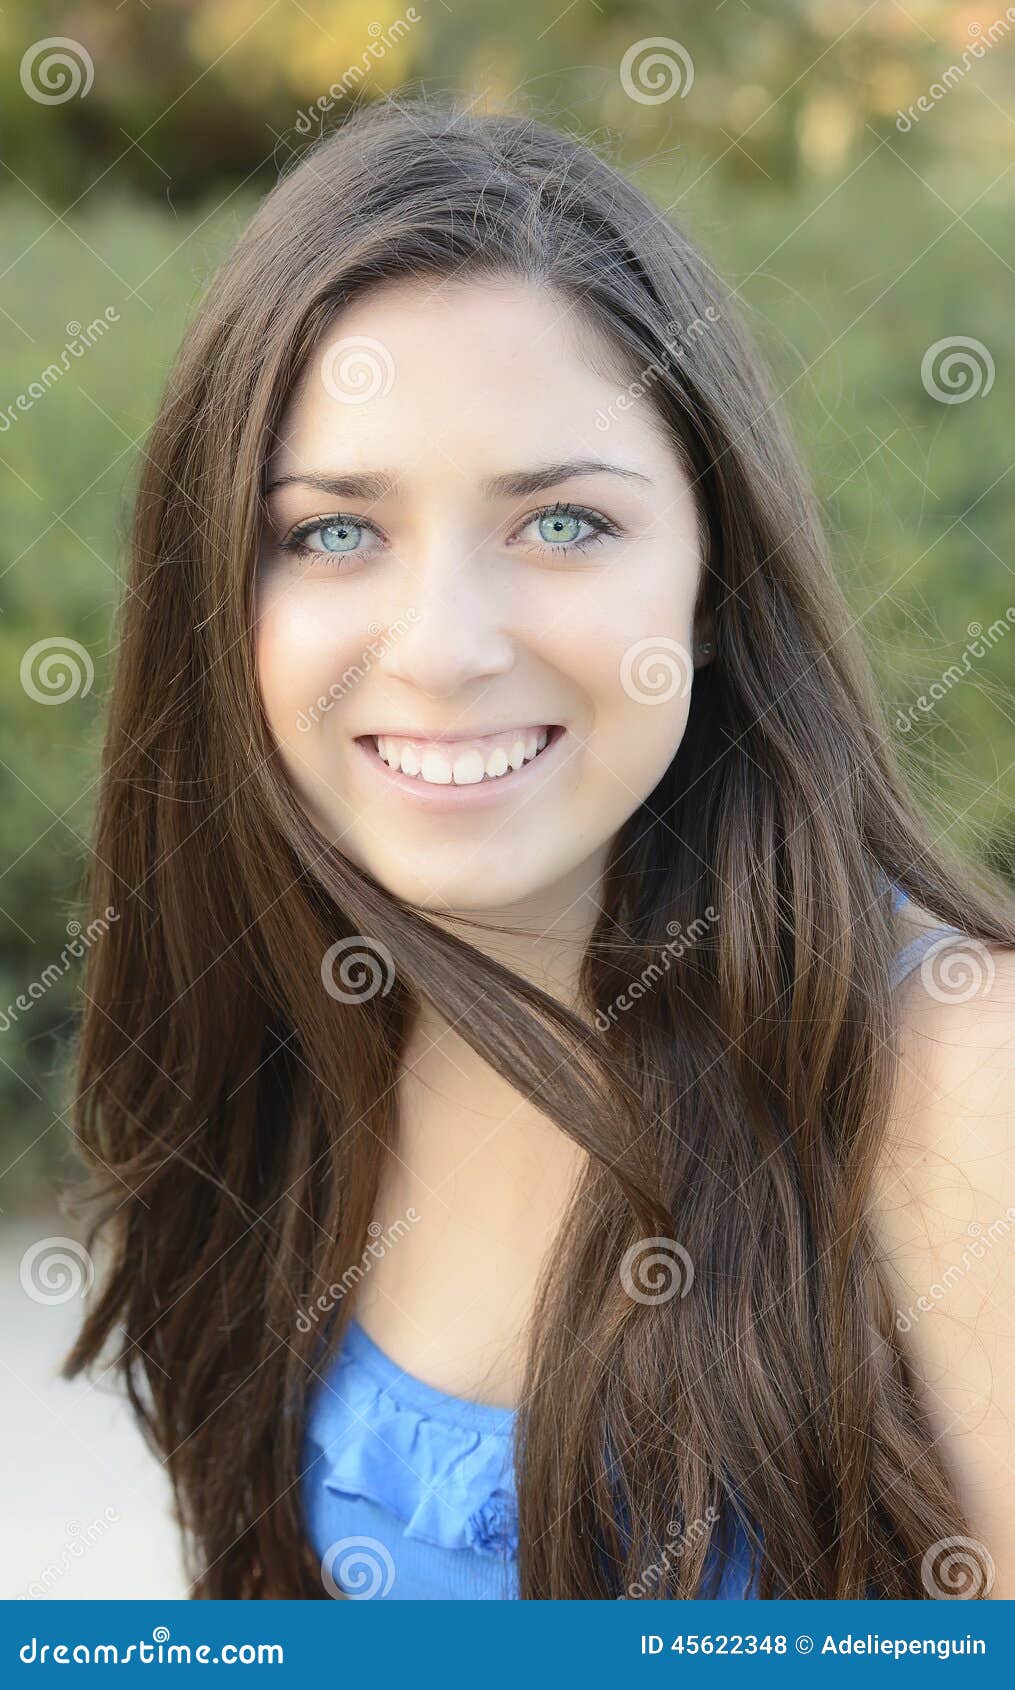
{"left": 280, "top": 515, "right": 382, "bottom": 562}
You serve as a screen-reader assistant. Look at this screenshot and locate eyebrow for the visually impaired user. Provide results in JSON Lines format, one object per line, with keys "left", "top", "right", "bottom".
{"left": 263, "top": 458, "right": 653, "bottom": 502}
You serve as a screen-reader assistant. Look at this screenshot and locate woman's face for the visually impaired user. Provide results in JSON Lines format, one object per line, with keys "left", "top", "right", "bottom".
{"left": 256, "top": 276, "right": 706, "bottom": 912}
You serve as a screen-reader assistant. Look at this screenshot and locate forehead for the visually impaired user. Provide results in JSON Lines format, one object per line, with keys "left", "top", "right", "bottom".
{"left": 265, "top": 275, "right": 682, "bottom": 486}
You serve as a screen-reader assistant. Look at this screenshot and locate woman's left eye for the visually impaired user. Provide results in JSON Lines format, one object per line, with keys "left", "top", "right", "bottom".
{"left": 513, "top": 504, "right": 618, "bottom": 553}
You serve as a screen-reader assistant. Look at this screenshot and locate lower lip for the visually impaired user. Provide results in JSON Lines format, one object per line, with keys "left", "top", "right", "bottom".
{"left": 353, "top": 724, "right": 568, "bottom": 812}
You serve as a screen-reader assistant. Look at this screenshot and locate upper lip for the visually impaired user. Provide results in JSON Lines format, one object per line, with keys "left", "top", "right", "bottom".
{"left": 357, "top": 722, "right": 558, "bottom": 743}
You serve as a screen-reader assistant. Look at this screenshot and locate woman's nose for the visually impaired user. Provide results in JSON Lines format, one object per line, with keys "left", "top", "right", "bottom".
{"left": 379, "top": 555, "right": 515, "bottom": 697}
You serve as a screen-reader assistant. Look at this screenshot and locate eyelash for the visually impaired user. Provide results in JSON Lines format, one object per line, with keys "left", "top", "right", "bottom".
{"left": 279, "top": 514, "right": 385, "bottom": 562}
{"left": 512, "top": 501, "right": 621, "bottom": 554}
{"left": 278, "top": 501, "right": 621, "bottom": 564}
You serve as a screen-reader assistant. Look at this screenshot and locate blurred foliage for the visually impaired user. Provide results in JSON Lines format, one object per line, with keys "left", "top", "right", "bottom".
{"left": 1, "top": 0, "right": 1015, "bottom": 201}
{"left": 1, "top": 0, "right": 1014, "bottom": 1198}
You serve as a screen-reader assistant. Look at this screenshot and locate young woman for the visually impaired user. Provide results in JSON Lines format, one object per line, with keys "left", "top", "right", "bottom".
{"left": 64, "top": 99, "right": 1015, "bottom": 1601}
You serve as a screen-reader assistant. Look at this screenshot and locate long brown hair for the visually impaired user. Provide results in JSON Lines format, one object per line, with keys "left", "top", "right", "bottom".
{"left": 64, "top": 97, "right": 1015, "bottom": 1598}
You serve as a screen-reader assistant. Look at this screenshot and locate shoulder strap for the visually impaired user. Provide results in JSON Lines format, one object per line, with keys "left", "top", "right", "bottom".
{"left": 890, "top": 887, "right": 966, "bottom": 989}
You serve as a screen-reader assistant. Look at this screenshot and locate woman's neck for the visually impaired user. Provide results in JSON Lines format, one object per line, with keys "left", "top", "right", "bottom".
{"left": 350, "top": 855, "right": 609, "bottom": 1402}
{"left": 413, "top": 846, "right": 610, "bottom": 1041}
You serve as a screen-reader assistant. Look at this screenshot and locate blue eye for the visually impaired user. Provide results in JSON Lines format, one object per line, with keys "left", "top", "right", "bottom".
{"left": 281, "top": 514, "right": 379, "bottom": 563}
{"left": 514, "top": 502, "right": 619, "bottom": 554}
{"left": 537, "top": 511, "right": 585, "bottom": 544}
{"left": 316, "top": 520, "right": 361, "bottom": 552}
{"left": 305, "top": 519, "right": 362, "bottom": 553}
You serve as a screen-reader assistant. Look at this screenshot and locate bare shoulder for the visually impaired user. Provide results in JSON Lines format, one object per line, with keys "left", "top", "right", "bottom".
{"left": 872, "top": 902, "right": 1015, "bottom": 1597}
{"left": 884, "top": 900, "right": 1015, "bottom": 1170}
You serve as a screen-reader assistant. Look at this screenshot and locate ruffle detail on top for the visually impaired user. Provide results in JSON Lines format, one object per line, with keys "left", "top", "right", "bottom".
{"left": 304, "top": 1318, "right": 519, "bottom": 1559}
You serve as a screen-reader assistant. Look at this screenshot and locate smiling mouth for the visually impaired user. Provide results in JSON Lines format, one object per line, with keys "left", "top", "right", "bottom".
{"left": 357, "top": 723, "right": 566, "bottom": 787}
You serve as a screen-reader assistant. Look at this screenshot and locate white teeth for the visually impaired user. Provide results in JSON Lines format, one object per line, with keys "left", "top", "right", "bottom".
{"left": 420, "top": 747, "right": 453, "bottom": 784}
{"left": 452, "top": 748, "right": 486, "bottom": 785}
{"left": 370, "top": 727, "right": 555, "bottom": 786}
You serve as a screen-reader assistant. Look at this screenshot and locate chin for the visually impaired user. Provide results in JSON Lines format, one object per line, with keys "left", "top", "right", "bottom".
{"left": 362, "top": 856, "right": 543, "bottom": 915}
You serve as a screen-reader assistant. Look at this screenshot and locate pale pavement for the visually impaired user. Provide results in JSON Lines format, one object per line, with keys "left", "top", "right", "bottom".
{"left": 2, "top": 1214, "right": 186, "bottom": 1599}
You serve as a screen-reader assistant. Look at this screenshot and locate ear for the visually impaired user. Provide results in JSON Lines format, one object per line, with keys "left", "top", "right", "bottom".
{"left": 692, "top": 618, "right": 715, "bottom": 670}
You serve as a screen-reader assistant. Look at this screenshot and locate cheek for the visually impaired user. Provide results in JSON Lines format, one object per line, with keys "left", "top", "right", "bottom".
{"left": 255, "top": 585, "right": 362, "bottom": 839}
{"left": 593, "top": 686, "right": 693, "bottom": 811}
{"left": 255, "top": 583, "right": 354, "bottom": 745}
{"left": 556, "top": 568, "right": 696, "bottom": 798}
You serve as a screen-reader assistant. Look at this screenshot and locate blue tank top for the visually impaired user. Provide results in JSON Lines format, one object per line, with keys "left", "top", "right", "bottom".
{"left": 301, "top": 885, "right": 965, "bottom": 1599}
